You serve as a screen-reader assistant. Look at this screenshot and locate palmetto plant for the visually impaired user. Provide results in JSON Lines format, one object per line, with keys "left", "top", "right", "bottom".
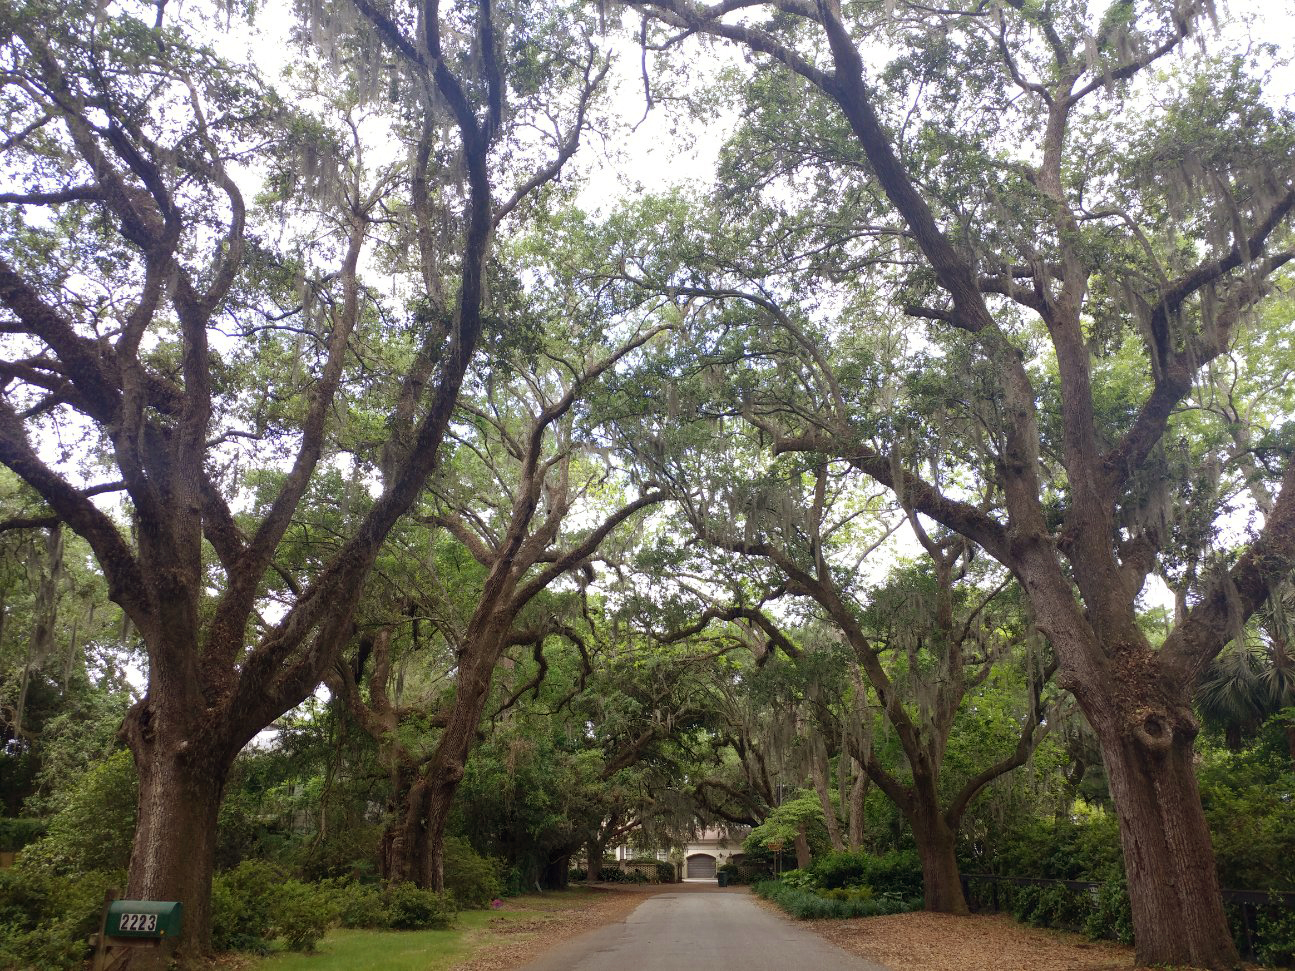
{"left": 1197, "top": 585, "right": 1295, "bottom": 753}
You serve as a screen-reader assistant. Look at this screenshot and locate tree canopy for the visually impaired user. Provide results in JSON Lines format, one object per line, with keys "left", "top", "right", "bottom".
{"left": 0, "top": 1, "right": 1292, "bottom": 968}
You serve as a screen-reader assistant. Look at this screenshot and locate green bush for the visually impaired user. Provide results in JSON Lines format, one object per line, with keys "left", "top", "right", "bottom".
{"left": 1084, "top": 878, "right": 1133, "bottom": 945}
{"left": 817, "top": 886, "right": 874, "bottom": 902}
{"left": 1199, "top": 741, "right": 1295, "bottom": 892}
{"left": 1256, "top": 899, "right": 1295, "bottom": 967}
{"left": 753, "top": 879, "right": 919, "bottom": 919}
{"left": 779, "top": 868, "right": 815, "bottom": 890}
{"left": 272, "top": 880, "right": 337, "bottom": 952}
{"left": 0, "top": 867, "right": 119, "bottom": 970}
{"left": 655, "top": 861, "right": 676, "bottom": 883}
{"left": 212, "top": 861, "right": 337, "bottom": 953}
{"left": 568, "top": 867, "right": 588, "bottom": 882}
{"left": 332, "top": 882, "right": 390, "bottom": 929}
{"left": 812, "top": 851, "right": 870, "bottom": 890}
{"left": 0, "top": 922, "right": 88, "bottom": 971}
{"left": 812, "top": 849, "right": 922, "bottom": 899}
{"left": 17, "top": 751, "right": 136, "bottom": 875}
{"left": 444, "top": 836, "right": 503, "bottom": 908}
{"left": 384, "top": 883, "right": 456, "bottom": 930}
{"left": 1011, "top": 883, "right": 1091, "bottom": 931}
{"left": 0, "top": 820, "right": 46, "bottom": 854}
{"left": 212, "top": 860, "right": 285, "bottom": 952}
{"left": 599, "top": 866, "right": 649, "bottom": 883}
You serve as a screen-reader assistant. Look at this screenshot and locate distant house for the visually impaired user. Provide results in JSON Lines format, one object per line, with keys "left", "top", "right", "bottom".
{"left": 615, "top": 826, "right": 747, "bottom": 880}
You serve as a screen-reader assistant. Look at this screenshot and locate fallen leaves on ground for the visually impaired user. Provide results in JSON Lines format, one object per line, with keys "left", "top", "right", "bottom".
{"left": 802, "top": 910, "right": 1136, "bottom": 971}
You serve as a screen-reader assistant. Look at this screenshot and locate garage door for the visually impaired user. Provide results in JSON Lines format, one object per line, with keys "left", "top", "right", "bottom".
{"left": 686, "top": 854, "right": 716, "bottom": 878}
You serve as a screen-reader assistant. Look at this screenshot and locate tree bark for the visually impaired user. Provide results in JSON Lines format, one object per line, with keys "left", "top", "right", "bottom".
{"left": 413, "top": 721, "right": 472, "bottom": 891}
{"left": 125, "top": 732, "right": 230, "bottom": 966}
{"left": 586, "top": 840, "right": 603, "bottom": 881}
{"left": 793, "top": 823, "right": 811, "bottom": 870}
{"left": 1096, "top": 708, "right": 1238, "bottom": 970}
{"left": 380, "top": 770, "right": 430, "bottom": 886}
{"left": 810, "top": 745, "right": 845, "bottom": 852}
{"left": 911, "top": 810, "right": 967, "bottom": 914}
{"left": 848, "top": 759, "right": 867, "bottom": 851}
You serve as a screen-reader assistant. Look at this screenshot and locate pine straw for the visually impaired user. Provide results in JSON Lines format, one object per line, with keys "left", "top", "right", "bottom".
{"left": 798, "top": 910, "right": 1138, "bottom": 971}
{"left": 449, "top": 884, "right": 668, "bottom": 971}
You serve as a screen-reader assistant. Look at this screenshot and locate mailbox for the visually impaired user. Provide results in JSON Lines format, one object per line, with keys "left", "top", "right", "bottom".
{"left": 105, "top": 900, "right": 183, "bottom": 940}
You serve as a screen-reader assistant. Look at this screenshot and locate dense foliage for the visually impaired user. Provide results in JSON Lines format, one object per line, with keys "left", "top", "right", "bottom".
{"left": 0, "top": 0, "right": 1291, "bottom": 968}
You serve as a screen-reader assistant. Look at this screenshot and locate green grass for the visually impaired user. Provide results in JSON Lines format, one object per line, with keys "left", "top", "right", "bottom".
{"left": 249, "top": 890, "right": 600, "bottom": 971}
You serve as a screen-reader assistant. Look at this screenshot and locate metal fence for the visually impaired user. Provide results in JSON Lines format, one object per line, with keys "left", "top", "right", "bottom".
{"left": 959, "top": 873, "right": 1295, "bottom": 961}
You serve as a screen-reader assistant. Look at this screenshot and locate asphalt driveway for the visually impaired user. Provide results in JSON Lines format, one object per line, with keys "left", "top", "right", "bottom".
{"left": 516, "top": 887, "right": 891, "bottom": 971}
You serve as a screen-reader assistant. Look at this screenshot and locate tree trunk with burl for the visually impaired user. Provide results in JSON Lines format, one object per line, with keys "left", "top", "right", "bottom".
{"left": 619, "top": 2, "right": 1295, "bottom": 963}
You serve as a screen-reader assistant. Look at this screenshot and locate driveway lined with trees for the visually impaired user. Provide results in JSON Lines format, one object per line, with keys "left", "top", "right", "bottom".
{"left": 517, "top": 888, "right": 891, "bottom": 971}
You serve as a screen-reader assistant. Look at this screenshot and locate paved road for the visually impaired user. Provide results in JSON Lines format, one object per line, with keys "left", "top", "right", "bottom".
{"left": 516, "top": 888, "right": 891, "bottom": 971}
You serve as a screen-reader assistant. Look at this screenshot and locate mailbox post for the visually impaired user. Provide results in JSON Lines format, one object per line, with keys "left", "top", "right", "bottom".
{"left": 92, "top": 898, "right": 183, "bottom": 971}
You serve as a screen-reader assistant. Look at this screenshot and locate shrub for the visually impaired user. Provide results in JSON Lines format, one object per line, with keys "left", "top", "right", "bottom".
{"left": 1012, "top": 884, "right": 1090, "bottom": 931}
{"left": 656, "top": 861, "right": 676, "bottom": 883}
{"left": 810, "top": 849, "right": 923, "bottom": 899}
{"left": 812, "top": 851, "right": 871, "bottom": 890}
{"left": 753, "top": 879, "right": 918, "bottom": 920}
{"left": 817, "top": 886, "right": 874, "bottom": 902}
{"left": 1256, "top": 899, "right": 1295, "bottom": 968}
{"left": 332, "top": 882, "right": 390, "bottom": 929}
{"left": 0, "top": 867, "right": 119, "bottom": 970}
{"left": 211, "top": 861, "right": 337, "bottom": 952}
{"left": 385, "top": 883, "right": 456, "bottom": 930}
{"left": 1084, "top": 878, "right": 1133, "bottom": 945}
{"left": 295, "top": 822, "right": 382, "bottom": 884}
{"left": 0, "top": 820, "right": 46, "bottom": 854}
{"left": 272, "top": 880, "right": 337, "bottom": 952}
{"left": 444, "top": 836, "right": 503, "bottom": 908}
{"left": 0, "top": 923, "right": 88, "bottom": 971}
{"left": 779, "top": 868, "right": 815, "bottom": 890}
{"left": 568, "top": 868, "right": 588, "bottom": 882}
{"left": 18, "top": 751, "right": 136, "bottom": 875}
{"left": 212, "top": 860, "right": 285, "bottom": 952}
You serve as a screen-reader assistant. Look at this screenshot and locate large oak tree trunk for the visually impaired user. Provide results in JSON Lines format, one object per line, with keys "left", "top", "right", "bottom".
{"left": 911, "top": 810, "right": 967, "bottom": 914}
{"left": 125, "top": 732, "right": 230, "bottom": 965}
{"left": 381, "top": 772, "right": 431, "bottom": 886}
{"left": 1096, "top": 708, "right": 1238, "bottom": 970}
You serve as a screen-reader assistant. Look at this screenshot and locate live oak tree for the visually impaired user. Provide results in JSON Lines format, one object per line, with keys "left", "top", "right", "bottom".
{"left": 618, "top": 0, "right": 1295, "bottom": 965}
{"left": 587, "top": 243, "right": 1057, "bottom": 909}
{"left": 0, "top": 0, "right": 604, "bottom": 955}
{"left": 332, "top": 326, "right": 669, "bottom": 890}
{"left": 628, "top": 435, "right": 1056, "bottom": 910}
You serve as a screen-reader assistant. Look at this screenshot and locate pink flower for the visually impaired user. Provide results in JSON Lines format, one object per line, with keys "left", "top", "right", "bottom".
{"left": 491, "top": 899, "right": 503, "bottom": 909}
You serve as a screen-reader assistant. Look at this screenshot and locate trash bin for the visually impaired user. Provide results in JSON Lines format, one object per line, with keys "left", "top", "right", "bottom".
{"left": 717, "top": 872, "right": 729, "bottom": 887}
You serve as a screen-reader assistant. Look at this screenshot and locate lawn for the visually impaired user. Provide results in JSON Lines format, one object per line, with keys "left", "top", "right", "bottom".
{"left": 247, "top": 890, "right": 601, "bottom": 971}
